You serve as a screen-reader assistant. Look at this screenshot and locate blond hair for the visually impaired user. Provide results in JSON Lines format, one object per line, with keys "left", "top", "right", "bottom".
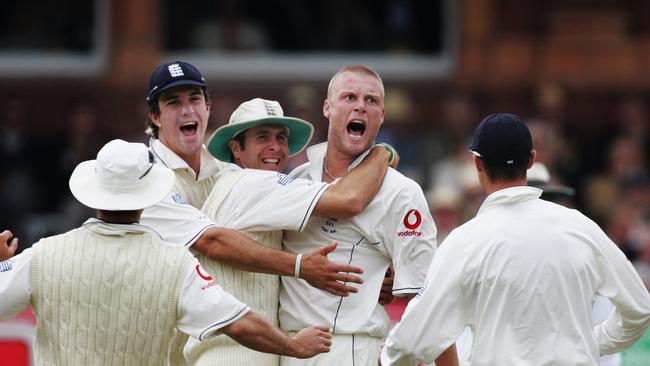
{"left": 326, "top": 65, "right": 385, "bottom": 100}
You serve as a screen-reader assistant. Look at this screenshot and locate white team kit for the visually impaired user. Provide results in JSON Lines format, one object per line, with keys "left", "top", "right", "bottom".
{"left": 381, "top": 187, "right": 650, "bottom": 366}
{"left": 139, "top": 140, "right": 329, "bottom": 365}
{"left": 0, "top": 220, "right": 249, "bottom": 365}
{"left": 149, "top": 138, "right": 227, "bottom": 208}
{"left": 279, "top": 142, "right": 437, "bottom": 366}
{"left": 139, "top": 149, "right": 328, "bottom": 247}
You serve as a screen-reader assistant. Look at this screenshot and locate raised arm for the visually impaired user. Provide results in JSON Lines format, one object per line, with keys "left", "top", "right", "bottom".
{"left": 193, "top": 227, "right": 364, "bottom": 297}
{"left": 312, "top": 145, "right": 390, "bottom": 219}
{"left": 222, "top": 311, "right": 331, "bottom": 359}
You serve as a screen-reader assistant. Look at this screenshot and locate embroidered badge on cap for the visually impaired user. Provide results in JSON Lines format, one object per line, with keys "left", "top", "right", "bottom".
{"left": 168, "top": 63, "right": 184, "bottom": 77}
{"left": 263, "top": 100, "right": 277, "bottom": 116}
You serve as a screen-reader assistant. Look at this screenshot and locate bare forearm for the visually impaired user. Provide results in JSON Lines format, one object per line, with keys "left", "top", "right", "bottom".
{"left": 194, "top": 229, "right": 365, "bottom": 296}
{"left": 314, "top": 146, "right": 389, "bottom": 218}
{"left": 223, "top": 312, "right": 295, "bottom": 356}
{"left": 223, "top": 312, "right": 330, "bottom": 358}
{"left": 194, "top": 228, "right": 294, "bottom": 276}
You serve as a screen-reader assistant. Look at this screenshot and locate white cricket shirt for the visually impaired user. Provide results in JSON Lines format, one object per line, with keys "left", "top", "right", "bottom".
{"left": 204, "top": 163, "right": 328, "bottom": 232}
{"left": 149, "top": 138, "right": 227, "bottom": 208}
{"left": 0, "top": 220, "right": 249, "bottom": 340}
{"left": 141, "top": 163, "right": 327, "bottom": 245}
{"left": 381, "top": 186, "right": 650, "bottom": 366}
{"left": 279, "top": 142, "right": 437, "bottom": 337}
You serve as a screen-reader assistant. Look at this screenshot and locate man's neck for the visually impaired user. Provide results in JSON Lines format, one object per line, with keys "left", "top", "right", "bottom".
{"left": 482, "top": 179, "right": 527, "bottom": 196}
{"left": 96, "top": 210, "right": 142, "bottom": 224}
{"left": 157, "top": 137, "right": 202, "bottom": 175}
{"left": 178, "top": 151, "right": 201, "bottom": 175}
{"left": 323, "top": 146, "right": 357, "bottom": 181}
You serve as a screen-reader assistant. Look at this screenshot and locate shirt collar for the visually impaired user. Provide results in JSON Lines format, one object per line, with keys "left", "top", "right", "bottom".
{"left": 82, "top": 218, "right": 162, "bottom": 238}
{"left": 304, "top": 142, "right": 375, "bottom": 181}
{"left": 476, "top": 186, "right": 543, "bottom": 216}
{"left": 149, "top": 138, "right": 222, "bottom": 181}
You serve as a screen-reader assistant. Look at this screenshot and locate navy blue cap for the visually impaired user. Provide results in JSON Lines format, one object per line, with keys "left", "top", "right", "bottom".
{"left": 146, "top": 61, "right": 207, "bottom": 105}
{"left": 469, "top": 113, "right": 533, "bottom": 165}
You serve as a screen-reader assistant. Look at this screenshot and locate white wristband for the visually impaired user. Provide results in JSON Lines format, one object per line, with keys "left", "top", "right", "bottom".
{"left": 294, "top": 254, "right": 303, "bottom": 278}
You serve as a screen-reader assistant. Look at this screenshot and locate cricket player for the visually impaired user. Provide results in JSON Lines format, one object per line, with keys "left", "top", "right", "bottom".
{"left": 175, "top": 97, "right": 396, "bottom": 365}
{"left": 381, "top": 113, "right": 650, "bottom": 366}
{"left": 0, "top": 139, "right": 332, "bottom": 365}
{"left": 140, "top": 60, "right": 389, "bottom": 295}
{"left": 139, "top": 61, "right": 394, "bottom": 364}
{"left": 276, "top": 65, "right": 457, "bottom": 366}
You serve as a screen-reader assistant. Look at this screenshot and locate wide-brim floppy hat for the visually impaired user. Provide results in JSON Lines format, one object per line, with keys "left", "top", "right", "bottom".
{"left": 69, "top": 139, "right": 175, "bottom": 211}
{"left": 207, "top": 98, "right": 314, "bottom": 162}
{"left": 528, "top": 162, "right": 575, "bottom": 197}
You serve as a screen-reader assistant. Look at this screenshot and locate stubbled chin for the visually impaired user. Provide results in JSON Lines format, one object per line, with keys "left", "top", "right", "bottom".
{"left": 259, "top": 163, "right": 282, "bottom": 172}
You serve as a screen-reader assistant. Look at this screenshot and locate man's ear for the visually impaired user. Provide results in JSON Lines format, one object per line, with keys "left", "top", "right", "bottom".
{"left": 149, "top": 111, "right": 160, "bottom": 126}
{"left": 473, "top": 155, "right": 485, "bottom": 173}
{"left": 528, "top": 149, "right": 537, "bottom": 169}
{"left": 228, "top": 140, "right": 241, "bottom": 161}
{"left": 323, "top": 99, "right": 330, "bottom": 119}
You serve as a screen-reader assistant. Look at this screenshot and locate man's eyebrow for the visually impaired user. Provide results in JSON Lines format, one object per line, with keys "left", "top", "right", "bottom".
{"left": 159, "top": 93, "right": 180, "bottom": 101}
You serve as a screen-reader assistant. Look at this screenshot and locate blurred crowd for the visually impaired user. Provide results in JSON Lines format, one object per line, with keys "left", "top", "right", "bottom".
{"left": 2, "top": 87, "right": 650, "bottom": 298}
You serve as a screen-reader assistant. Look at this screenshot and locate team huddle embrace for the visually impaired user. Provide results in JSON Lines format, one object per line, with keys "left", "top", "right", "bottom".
{"left": 0, "top": 61, "right": 648, "bottom": 366}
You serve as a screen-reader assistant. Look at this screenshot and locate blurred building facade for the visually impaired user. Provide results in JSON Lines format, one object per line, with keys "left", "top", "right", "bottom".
{"left": 1, "top": 0, "right": 650, "bottom": 254}
{"left": 1, "top": 0, "right": 650, "bottom": 364}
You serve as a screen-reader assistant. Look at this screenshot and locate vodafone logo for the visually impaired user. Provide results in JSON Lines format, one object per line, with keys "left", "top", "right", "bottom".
{"left": 196, "top": 264, "right": 213, "bottom": 281}
{"left": 398, "top": 209, "right": 423, "bottom": 237}
{"left": 403, "top": 209, "right": 422, "bottom": 230}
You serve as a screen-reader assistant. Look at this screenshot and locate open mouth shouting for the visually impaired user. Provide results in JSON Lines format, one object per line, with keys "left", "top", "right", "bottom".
{"left": 347, "top": 119, "right": 366, "bottom": 138}
{"left": 180, "top": 122, "right": 199, "bottom": 137}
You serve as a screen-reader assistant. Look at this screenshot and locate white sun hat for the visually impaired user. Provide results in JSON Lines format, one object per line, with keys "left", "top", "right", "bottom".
{"left": 69, "top": 139, "right": 175, "bottom": 210}
{"left": 207, "top": 98, "right": 314, "bottom": 161}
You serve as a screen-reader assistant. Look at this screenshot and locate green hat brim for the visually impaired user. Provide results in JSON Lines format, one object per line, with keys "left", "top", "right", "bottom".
{"left": 207, "top": 117, "right": 314, "bottom": 162}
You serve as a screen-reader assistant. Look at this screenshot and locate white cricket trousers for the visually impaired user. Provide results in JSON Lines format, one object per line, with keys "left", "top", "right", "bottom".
{"left": 280, "top": 333, "right": 382, "bottom": 366}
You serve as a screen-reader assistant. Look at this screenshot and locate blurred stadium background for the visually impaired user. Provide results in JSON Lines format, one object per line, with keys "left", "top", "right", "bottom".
{"left": 1, "top": 0, "right": 649, "bottom": 364}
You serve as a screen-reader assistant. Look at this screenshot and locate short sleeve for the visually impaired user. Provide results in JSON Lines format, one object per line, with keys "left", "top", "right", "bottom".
{"left": 0, "top": 248, "right": 33, "bottom": 320}
{"left": 176, "top": 258, "right": 250, "bottom": 341}
{"left": 379, "top": 182, "right": 437, "bottom": 295}
{"left": 140, "top": 191, "right": 216, "bottom": 247}
{"left": 215, "top": 170, "right": 328, "bottom": 232}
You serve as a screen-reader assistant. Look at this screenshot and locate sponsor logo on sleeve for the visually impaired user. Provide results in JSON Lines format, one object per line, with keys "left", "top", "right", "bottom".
{"left": 196, "top": 264, "right": 218, "bottom": 290}
{"left": 398, "top": 209, "right": 422, "bottom": 237}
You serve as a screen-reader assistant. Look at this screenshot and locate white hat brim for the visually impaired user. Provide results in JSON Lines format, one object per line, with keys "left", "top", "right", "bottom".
{"left": 69, "top": 160, "right": 176, "bottom": 211}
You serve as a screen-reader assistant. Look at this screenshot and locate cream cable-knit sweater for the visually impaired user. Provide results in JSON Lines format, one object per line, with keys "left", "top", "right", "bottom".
{"left": 30, "top": 224, "right": 192, "bottom": 366}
